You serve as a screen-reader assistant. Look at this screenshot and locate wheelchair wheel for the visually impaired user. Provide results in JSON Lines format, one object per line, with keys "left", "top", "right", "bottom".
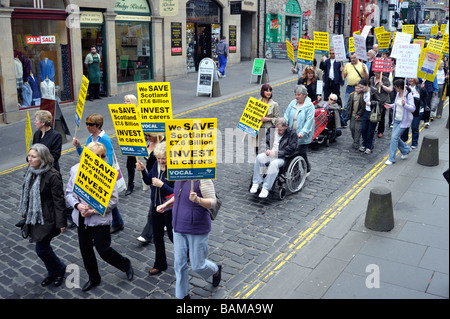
{"left": 278, "top": 186, "right": 287, "bottom": 200}
{"left": 285, "top": 156, "right": 307, "bottom": 193}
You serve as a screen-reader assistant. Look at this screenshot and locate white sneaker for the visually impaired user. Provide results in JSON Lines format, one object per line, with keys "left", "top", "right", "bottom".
{"left": 384, "top": 160, "right": 394, "bottom": 165}
{"left": 359, "top": 146, "right": 366, "bottom": 152}
{"left": 364, "top": 148, "right": 372, "bottom": 154}
{"left": 401, "top": 154, "right": 408, "bottom": 160}
{"left": 250, "top": 184, "right": 259, "bottom": 194}
{"left": 424, "top": 122, "right": 430, "bottom": 128}
{"left": 411, "top": 146, "right": 417, "bottom": 149}
{"left": 258, "top": 188, "right": 269, "bottom": 198}
{"left": 137, "top": 236, "right": 148, "bottom": 243}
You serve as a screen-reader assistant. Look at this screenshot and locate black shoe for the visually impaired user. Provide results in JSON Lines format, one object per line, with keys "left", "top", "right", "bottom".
{"left": 125, "top": 187, "right": 133, "bottom": 196}
{"left": 41, "top": 276, "right": 55, "bottom": 287}
{"left": 54, "top": 267, "right": 66, "bottom": 287}
{"left": 110, "top": 226, "right": 124, "bottom": 234}
{"left": 212, "top": 265, "right": 222, "bottom": 287}
{"left": 82, "top": 279, "right": 101, "bottom": 292}
{"left": 125, "top": 262, "right": 134, "bottom": 281}
{"left": 89, "top": 97, "right": 94, "bottom": 101}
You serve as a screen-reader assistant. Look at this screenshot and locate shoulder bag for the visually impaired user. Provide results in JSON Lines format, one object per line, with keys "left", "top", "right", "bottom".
{"left": 112, "top": 150, "right": 127, "bottom": 194}
{"left": 369, "top": 101, "right": 381, "bottom": 123}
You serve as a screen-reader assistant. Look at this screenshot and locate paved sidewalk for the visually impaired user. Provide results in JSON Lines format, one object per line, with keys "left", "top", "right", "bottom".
{"left": 252, "top": 107, "right": 449, "bottom": 299}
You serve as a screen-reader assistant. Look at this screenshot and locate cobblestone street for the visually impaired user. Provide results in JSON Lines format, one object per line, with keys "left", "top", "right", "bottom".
{"left": 0, "top": 76, "right": 398, "bottom": 299}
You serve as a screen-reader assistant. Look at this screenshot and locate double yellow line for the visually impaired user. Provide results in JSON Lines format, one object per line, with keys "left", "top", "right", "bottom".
{"left": 233, "top": 98, "right": 449, "bottom": 299}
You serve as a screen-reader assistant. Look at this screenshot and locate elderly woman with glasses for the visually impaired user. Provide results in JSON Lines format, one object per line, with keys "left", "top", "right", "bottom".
{"left": 72, "top": 113, "right": 125, "bottom": 233}
{"left": 319, "top": 93, "right": 342, "bottom": 130}
{"left": 66, "top": 142, "right": 134, "bottom": 291}
{"left": 284, "top": 85, "right": 315, "bottom": 176}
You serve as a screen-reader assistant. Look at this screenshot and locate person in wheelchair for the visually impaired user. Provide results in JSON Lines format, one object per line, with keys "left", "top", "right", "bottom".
{"left": 250, "top": 118, "right": 298, "bottom": 198}
{"left": 317, "top": 93, "right": 342, "bottom": 131}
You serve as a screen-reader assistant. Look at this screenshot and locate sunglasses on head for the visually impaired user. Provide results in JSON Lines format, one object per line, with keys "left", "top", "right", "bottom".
{"left": 86, "top": 122, "right": 97, "bottom": 126}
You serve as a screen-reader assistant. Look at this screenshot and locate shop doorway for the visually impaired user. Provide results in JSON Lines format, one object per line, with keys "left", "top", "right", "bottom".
{"left": 81, "top": 24, "right": 107, "bottom": 96}
{"left": 186, "top": 23, "right": 220, "bottom": 72}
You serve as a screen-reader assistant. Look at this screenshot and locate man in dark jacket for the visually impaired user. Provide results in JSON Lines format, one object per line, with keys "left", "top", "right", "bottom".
{"left": 320, "top": 49, "right": 344, "bottom": 102}
{"left": 250, "top": 117, "right": 298, "bottom": 198}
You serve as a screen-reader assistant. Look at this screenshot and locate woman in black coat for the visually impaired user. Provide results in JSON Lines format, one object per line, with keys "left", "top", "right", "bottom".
{"left": 18, "top": 143, "right": 67, "bottom": 287}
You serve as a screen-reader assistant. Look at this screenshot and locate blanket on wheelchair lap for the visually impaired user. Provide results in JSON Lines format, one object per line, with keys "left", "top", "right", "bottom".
{"left": 313, "top": 109, "right": 328, "bottom": 140}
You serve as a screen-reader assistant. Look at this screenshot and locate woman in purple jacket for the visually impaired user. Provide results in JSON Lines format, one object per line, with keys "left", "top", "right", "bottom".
{"left": 157, "top": 179, "right": 221, "bottom": 299}
{"left": 384, "top": 79, "right": 416, "bottom": 165}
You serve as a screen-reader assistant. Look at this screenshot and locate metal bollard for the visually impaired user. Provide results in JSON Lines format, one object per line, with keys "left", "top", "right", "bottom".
{"left": 417, "top": 135, "right": 439, "bottom": 166}
{"left": 364, "top": 187, "right": 394, "bottom": 232}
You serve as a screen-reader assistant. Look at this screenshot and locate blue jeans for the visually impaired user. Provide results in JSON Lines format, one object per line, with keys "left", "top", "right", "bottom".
{"left": 342, "top": 86, "right": 356, "bottom": 126}
{"left": 253, "top": 153, "right": 285, "bottom": 190}
{"left": 173, "top": 231, "right": 218, "bottom": 299}
{"left": 111, "top": 207, "right": 124, "bottom": 229}
{"left": 35, "top": 239, "right": 66, "bottom": 277}
{"left": 388, "top": 120, "right": 411, "bottom": 162}
{"left": 361, "top": 110, "right": 378, "bottom": 150}
{"left": 218, "top": 55, "right": 227, "bottom": 75}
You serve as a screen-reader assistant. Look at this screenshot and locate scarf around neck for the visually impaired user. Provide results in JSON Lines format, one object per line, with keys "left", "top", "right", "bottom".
{"left": 18, "top": 166, "right": 50, "bottom": 225}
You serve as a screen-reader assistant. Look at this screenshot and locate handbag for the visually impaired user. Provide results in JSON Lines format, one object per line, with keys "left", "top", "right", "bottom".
{"left": 112, "top": 151, "right": 127, "bottom": 194}
{"left": 369, "top": 101, "right": 381, "bottom": 123}
{"left": 208, "top": 194, "right": 222, "bottom": 221}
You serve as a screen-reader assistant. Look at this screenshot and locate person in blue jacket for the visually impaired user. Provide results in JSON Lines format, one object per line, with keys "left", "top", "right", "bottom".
{"left": 284, "top": 85, "right": 315, "bottom": 176}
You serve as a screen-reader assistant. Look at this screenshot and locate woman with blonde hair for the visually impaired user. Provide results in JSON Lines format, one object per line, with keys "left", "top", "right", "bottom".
{"left": 297, "top": 65, "right": 322, "bottom": 103}
{"left": 66, "top": 142, "right": 134, "bottom": 291}
{"left": 137, "top": 142, "right": 174, "bottom": 275}
{"left": 32, "top": 110, "right": 62, "bottom": 172}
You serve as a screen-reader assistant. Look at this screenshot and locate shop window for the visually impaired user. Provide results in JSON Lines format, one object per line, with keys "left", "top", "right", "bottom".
{"left": 12, "top": 18, "right": 72, "bottom": 108}
{"left": 10, "top": 0, "right": 67, "bottom": 9}
{"left": 115, "top": 22, "right": 151, "bottom": 83}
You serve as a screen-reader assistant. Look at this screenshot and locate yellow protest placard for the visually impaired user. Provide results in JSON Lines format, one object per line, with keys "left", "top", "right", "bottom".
{"left": 137, "top": 82, "right": 173, "bottom": 133}
{"left": 353, "top": 31, "right": 361, "bottom": 36}
{"left": 286, "top": 40, "right": 295, "bottom": 66}
{"left": 109, "top": 104, "right": 149, "bottom": 157}
{"left": 427, "top": 38, "right": 445, "bottom": 53}
{"left": 314, "top": 31, "right": 329, "bottom": 55}
{"left": 417, "top": 48, "right": 443, "bottom": 82}
{"left": 349, "top": 37, "right": 355, "bottom": 54}
{"left": 297, "top": 38, "right": 315, "bottom": 65}
{"left": 374, "top": 26, "right": 385, "bottom": 40}
{"left": 441, "top": 24, "right": 447, "bottom": 34}
{"left": 237, "top": 97, "right": 270, "bottom": 137}
{"left": 430, "top": 25, "right": 439, "bottom": 36}
{"left": 378, "top": 32, "right": 391, "bottom": 53}
{"left": 73, "top": 147, "right": 118, "bottom": 216}
{"left": 25, "top": 111, "right": 33, "bottom": 153}
{"left": 165, "top": 118, "right": 217, "bottom": 181}
{"left": 402, "top": 25, "right": 415, "bottom": 37}
{"left": 442, "top": 34, "right": 449, "bottom": 57}
{"left": 75, "top": 75, "right": 89, "bottom": 129}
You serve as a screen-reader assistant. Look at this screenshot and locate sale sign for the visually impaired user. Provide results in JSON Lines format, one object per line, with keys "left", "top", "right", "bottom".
{"left": 26, "top": 36, "right": 56, "bottom": 44}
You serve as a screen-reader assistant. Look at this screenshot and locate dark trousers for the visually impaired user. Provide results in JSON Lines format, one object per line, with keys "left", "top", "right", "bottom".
{"left": 323, "top": 80, "right": 341, "bottom": 101}
{"left": 126, "top": 156, "right": 137, "bottom": 187}
{"left": 152, "top": 207, "right": 173, "bottom": 270}
{"left": 35, "top": 238, "right": 66, "bottom": 277}
{"left": 377, "top": 107, "right": 387, "bottom": 134}
{"left": 88, "top": 83, "right": 100, "bottom": 99}
{"left": 297, "top": 143, "right": 311, "bottom": 173}
{"left": 361, "top": 110, "right": 378, "bottom": 150}
{"left": 140, "top": 206, "right": 154, "bottom": 242}
{"left": 77, "top": 224, "right": 130, "bottom": 282}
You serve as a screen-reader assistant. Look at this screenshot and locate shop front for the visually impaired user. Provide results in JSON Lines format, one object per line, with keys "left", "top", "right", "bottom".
{"left": 186, "top": 0, "right": 222, "bottom": 72}
{"left": 115, "top": 0, "right": 153, "bottom": 90}
{"left": 11, "top": 6, "right": 73, "bottom": 109}
{"left": 80, "top": 10, "right": 107, "bottom": 97}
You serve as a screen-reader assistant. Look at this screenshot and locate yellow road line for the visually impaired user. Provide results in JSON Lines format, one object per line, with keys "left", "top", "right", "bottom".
{"left": 232, "top": 104, "right": 448, "bottom": 299}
